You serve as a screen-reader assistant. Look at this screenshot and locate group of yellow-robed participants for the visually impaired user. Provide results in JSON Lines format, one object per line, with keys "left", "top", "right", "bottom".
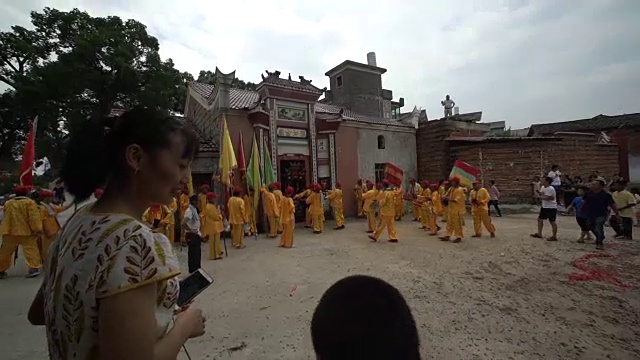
{"left": 0, "top": 186, "right": 76, "bottom": 279}
{"left": 354, "top": 176, "right": 497, "bottom": 244}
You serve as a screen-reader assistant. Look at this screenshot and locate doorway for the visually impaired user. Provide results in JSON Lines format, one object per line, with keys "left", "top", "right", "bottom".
{"left": 279, "top": 156, "right": 309, "bottom": 222}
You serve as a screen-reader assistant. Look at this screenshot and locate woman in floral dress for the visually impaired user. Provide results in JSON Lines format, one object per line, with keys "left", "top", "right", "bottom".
{"left": 27, "top": 107, "right": 206, "bottom": 360}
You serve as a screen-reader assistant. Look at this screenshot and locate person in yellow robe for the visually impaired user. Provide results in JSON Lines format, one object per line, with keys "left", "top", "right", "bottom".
{"left": 374, "top": 182, "right": 384, "bottom": 223}
{"left": 470, "top": 181, "right": 496, "bottom": 238}
{"left": 407, "top": 178, "right": 422, "bottom": 221}
{"left": 438, "top": 181, "right": 449, "bottom": 222}
{"left": 368, "top": 180, "right": 398, "bottom": 242}
{"left": 37, "top": 190, "right": 72, "bottom": 262}
{"left": 279, "top": 186, "right": 296, "bottom": 248}
{"left": 439, "top": 177, "right": 466, "bottom": 243}
{"left": 143, "top": 203, "right": 173, "bottom": 240}
{"left": 262, "top": 185, "right": 280, "bottom": 237}
{"left": 243, "top": 187, "right": 257, "bottom": 236}
{"left": 295, "top": 186, "right": 312, "bottom": 228}
{"left": 202, "top": 192, "right": 225, "bottom": 259}
{"left": 432, "top": 183, "right": 443, "bottom": 220}
{"left": 326, "top": 182, "right": 345, "bottom": 230}
{"left": 273, "top": 182, "right": 284, "bottom": 234}
{"left": 197, "top": 184, "right": 210, "bottom": 238}
{"left": 354, "top": 179, "right": 365, "bottom": 217}
{"left": 362, "top": 182, "right": 377, "bottom": 233}
{"left": 428, "top": 184, "right": 441, "bottom": 235}
{"left": 228, "top": 187, "right": 248, "bottom": 249}
{"left": 179, "top": 188, "right": 190, "bottom": 245}
{"left": 307, "top": 184, "right": 324, "bottom": 234}
{"left": 418, "top": 181, "right": 431, "bottom": 230}
{"left": 0, "top": 186, "right": 43, "bottom": 278}
{"left": 168, "top": 194, "right": 179, "bottom": 243}
{"left": 394, "top": 185, "right": 404, "bottom": 221}
{"left": 416, "top": 180, "right": 432, "bottom": 230}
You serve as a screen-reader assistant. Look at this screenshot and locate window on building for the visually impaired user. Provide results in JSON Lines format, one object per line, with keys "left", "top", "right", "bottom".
{"left": 336, "top": 75, "right": 343, "bottom": 88}
{"left": 374, "top": 163, "right": 386, "bottom": 184}
{"left": 377, "top": 135, "right": 385, "bottom": 149}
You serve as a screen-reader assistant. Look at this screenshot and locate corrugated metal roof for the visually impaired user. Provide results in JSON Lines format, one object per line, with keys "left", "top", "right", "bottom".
{"left": 528, "top": 113, "right": 640, "bottom": 136}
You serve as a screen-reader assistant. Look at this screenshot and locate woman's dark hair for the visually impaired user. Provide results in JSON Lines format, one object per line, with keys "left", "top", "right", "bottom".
{"left": 61, "top": 107, "right": 199, "bottom": 202}
{"left": 311, "top": 275, "right": 421, "bottom": 360}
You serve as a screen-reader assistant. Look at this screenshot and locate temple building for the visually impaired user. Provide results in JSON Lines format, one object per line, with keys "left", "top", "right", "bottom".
{"left": 185, "top": 54, "right": 419, "bottom": 216}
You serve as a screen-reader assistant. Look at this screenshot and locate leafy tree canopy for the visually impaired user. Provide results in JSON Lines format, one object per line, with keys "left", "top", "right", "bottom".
{"left": 0, "top": 7, "right": 254, "bottom": 170}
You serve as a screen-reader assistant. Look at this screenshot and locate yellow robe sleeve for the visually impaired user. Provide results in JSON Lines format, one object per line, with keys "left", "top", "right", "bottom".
{"left": 27, "top": 200, "right": 43, "bottom": 233}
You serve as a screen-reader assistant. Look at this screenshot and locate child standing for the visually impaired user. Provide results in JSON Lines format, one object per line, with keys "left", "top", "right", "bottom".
{"left": 566, "top": 187, "right": 592, "bottom": 243}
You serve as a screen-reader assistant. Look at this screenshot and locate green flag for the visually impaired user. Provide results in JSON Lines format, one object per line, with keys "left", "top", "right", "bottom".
{"left": 247, "top": 136, "right": 261, "bottom": 209}
{"left": 262, "top": 143, "right": 276, "bottom": 186}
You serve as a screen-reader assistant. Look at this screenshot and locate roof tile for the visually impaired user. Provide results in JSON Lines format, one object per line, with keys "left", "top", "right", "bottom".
{"left": 529, "top": 113, "right": 640, "bottom": 135}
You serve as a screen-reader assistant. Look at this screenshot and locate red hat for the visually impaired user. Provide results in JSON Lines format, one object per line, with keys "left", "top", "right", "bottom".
{"left": 14, "top": 185, "right": 30, "bottom": 196}
{"left": 472, "top": 180, "right": 482, "bottom": 185}
{"left": 234, "top": 186, "right": 243, "bottom": 195}
{"left": 200, "top": 184, "right": 210, "bottom": 191}
{"left": 357, "top": 179, "right": 363, "bottom": 184}
{"left": 422, "top": 180, "right": 429, "bottom": 187}
{"left": 449, "top": 177, "right": 460, "bottom": 183}
{"left": 382, "top": 179, "right": 390, "bottom": 186}
{"left": 38, "top": 190, "right": 54, "bottom": 198}
{"left": 431, "top": 184, "right": 439, "bottom": 189}
{"left": 150, "top": 203, "right": 161, "bottom": 211}
{"left": 335, "top": 182, "right": 342, "bottom": 188}
{"left": 366, "top": 182, "right": 374, "bottom": 189}
{"left": 375, "top": 183, "right": 383, "bottom": 189}
{"left": 274, "top": 182, "right": 281, "bottom": 189}
{"left": 286, "top": 186, "right": 295, "bottom": 196}
{"left": 443, "top": 181, "right": 449, "bottom": 185}
{"left": 94, "top": 189, "right": 104, "bottom": 198}
{"left": 365, "top": 179, "right": 372, "bottom": 184}
{"left": 313, "top": 183, "right": 322, "bottom": 191}
{"left": 268, "top": 183, "right": 275, "bottom": 190}
{"left": 206, "top": 192, "right": 216, "bottom": 200}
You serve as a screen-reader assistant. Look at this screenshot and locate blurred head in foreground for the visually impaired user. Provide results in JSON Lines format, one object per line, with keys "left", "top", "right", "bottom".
{"left": 311, "top": 275, "right": 421, "bottom": 360}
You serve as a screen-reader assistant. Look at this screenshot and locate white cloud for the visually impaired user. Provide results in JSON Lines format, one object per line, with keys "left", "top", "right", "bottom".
{"left": 1, "top": 0, "right": 639, "bottom": 127}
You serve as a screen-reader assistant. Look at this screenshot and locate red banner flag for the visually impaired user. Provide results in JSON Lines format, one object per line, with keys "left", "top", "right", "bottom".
{"left": 19, "top": 116, "right": 38, "bottom": 186}
{"left": 384, "top": 162, "right": 404, "bottom": 186}
{"left": 237, "top": 132, "right": 246, "bottom": 178}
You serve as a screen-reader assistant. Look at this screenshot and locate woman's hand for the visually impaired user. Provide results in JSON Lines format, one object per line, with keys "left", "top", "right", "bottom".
{"left": 174, "top": 307, "right": 206, "bottom": 339}
{"left": 174, "top": 301, "right": 193, "bottom": 315}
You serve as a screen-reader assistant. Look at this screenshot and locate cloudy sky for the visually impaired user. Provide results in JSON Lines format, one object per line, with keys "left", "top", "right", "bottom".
{"left": 1, "top": 0, "right": 639, "bottom": 128}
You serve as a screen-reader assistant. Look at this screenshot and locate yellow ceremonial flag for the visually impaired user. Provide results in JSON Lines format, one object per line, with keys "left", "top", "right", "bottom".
{"left": 219, "top": 115, "right": 237, "bottom": 186}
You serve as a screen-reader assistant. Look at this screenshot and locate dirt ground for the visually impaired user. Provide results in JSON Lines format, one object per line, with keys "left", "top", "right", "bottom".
{"left": 2, "top": 213, "right": 639, "bottom": 360}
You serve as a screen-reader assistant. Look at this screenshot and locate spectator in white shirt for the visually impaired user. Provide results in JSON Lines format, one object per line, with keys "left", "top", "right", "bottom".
{"left": 547, "top": 165, "right": 563, "bottom": 206}
{"left": 441, "top": 95, "right": 455, "bottom": 118}
{"left": 488, "top": 180, "right": 502, "bottom": 217}
{"left": 182, "top": 195, "right": 202, "bottom": 273}
{"left": 531, "top": 176, "right": 558, "bottom": 241}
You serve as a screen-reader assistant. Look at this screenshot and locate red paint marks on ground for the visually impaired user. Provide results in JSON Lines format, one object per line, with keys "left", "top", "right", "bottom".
{"left": 568, "top": 253, "right": 632, "bottom": 289}
{"left": 289, "top": 284, "right": 298, "bottom": 297}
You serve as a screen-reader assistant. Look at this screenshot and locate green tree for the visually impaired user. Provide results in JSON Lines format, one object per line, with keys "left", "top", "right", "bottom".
{"left": 0, "top": 7, "right": 192, "bottom": 165}
{"left": 196, "top": 70, "right": 257, "bottom": 90}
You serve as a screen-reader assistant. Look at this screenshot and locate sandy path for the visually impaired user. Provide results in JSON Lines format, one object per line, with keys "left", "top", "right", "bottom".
{"left": 1, "top": 213, "right": 639, "bottom": 359}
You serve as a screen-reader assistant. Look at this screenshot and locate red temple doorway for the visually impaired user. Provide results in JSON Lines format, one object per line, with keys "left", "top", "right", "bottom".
{"left": 279, "top": 156, "right": 310, "bottom": 222}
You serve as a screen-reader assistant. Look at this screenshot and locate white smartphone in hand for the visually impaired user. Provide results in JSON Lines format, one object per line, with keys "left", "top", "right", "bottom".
{"left": 177, "top": 268, "right": 214, "bottom": 307}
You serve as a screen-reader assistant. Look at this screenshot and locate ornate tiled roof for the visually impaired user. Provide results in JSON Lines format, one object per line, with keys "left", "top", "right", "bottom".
{"left": 258, "top": 72, "right": 324, "bottom": 94}
{"left": 189, "top": 82, "right": 261, "bottom": 109}
{"left": 528, "top": 113, "right": 640, "bottom": 136}
{"left": 314, "top": 102, "right": 414, "bottom": 128}
{"left": 188, "top": 81, "right": 413, "bottom": 128}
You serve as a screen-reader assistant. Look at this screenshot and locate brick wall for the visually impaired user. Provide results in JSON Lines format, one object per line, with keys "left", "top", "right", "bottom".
{"left": 416, "top": 119, "right": 491, "bottom": 182}
{"left": 449, "top": 134, "right": 619, "bottom": 201}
